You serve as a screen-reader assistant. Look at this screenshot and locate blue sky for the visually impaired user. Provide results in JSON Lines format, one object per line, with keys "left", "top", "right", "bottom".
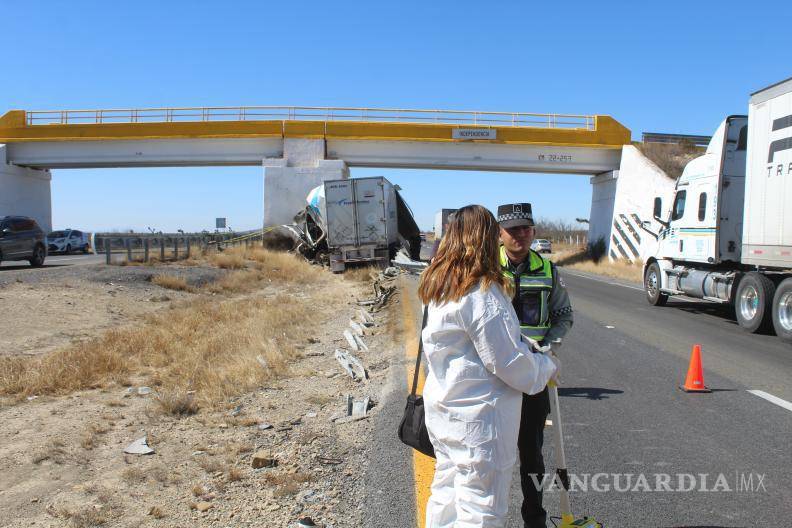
{"left": 1, "top": 1, "right": 790, "bottom": 231}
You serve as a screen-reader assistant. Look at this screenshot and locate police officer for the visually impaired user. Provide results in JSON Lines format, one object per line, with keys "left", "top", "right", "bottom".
{"left": 497, "top": 203, "right": 573, "bottom": 528}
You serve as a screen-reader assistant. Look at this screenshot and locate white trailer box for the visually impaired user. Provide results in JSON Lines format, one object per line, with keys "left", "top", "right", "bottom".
{"left": 318, "top": 177, "right": 399, "bottom": 271}
{"left": 743, "top": 78, "right": 792, "bottom": 268}
{"left": 434, "top": 208, "right": 457, "bottom": 238}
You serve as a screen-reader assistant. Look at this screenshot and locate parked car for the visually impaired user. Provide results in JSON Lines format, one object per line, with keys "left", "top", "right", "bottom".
{"left": 0, "top": 216, "right": 47, "bottom": 267}
{"left": 47, "top": 229, "right": 90, "bottom": 254}
{"left": 531, "top": 238, "right": 552, "bottom": 254}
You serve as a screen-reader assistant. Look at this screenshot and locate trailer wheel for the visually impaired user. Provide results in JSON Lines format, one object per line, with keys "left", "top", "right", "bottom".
{"left": 771, "top": 277, "right": 792, "bottom": 344}
{"left": 735, "top": 272, "right": 776, "bottom": 334}
{"left": 644, "top": 262, "right": 668, "bottom": 306}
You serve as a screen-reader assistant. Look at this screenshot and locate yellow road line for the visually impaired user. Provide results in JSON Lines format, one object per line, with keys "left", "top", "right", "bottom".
{"left": 399, "top": 280, "right": 435, "bottom": 528}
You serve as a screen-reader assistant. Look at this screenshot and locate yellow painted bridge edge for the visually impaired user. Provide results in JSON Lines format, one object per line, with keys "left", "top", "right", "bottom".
{"left": 0, "top": 110, "right": 631, "bottom": 147}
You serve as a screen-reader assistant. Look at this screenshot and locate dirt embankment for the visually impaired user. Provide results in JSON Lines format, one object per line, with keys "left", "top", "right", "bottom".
{"left": 0, "top": 249, "right": 408, "bottom": 528}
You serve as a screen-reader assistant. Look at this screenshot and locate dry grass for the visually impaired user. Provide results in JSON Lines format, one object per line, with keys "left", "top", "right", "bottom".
{"left": 0, "top": 289, "right": 337, "bottom": 407}
{"left": 121, "top": 467, "right": 147, "bottom": 485}
{"left": 80, "top": 423, "right": 110, "bottom": 450}
{"left": 205, "top": 270, "right": 263, "bottom": 294}
{"left": 552, "top": 249, "right": 643, "bottom": 283}
{"left": 191, "top": 484, "right": 206, "bottom": 497}
{"left": 343, "top": 266, "right": 377, "bottom": 283}
{"left": 210, "top": 252, "right": 247, "bottom": 270}
{"left": 305, "top": 394, "right": 333, "bottom": 407}
{"left": 56, "top": 504, "right": 118, "bottom": 527}
{"left": 263, "top": 470, "right": 314, "bottom": 496}
{"left": 32, "top": 438, "right": 70, "bottom": 465}
{"left": 148, "top": 506, "right": 166, "bottom": 519}
{"left": 198, "top": 457, "right": 227, "bottom": 475}
{"left": 155, "top": 390, "right": 199, "bottom": 416}
{"left": 635, "top": 141, "right": 704, "bottom": 179}
{"left": 227, "top": 467, "right": 244, "bottom": 482}
{"left": 151, "top": 274, "right": 194, "bottom": 293}
{"left": 246, "top": 248, "right": 325, "bottom": 284}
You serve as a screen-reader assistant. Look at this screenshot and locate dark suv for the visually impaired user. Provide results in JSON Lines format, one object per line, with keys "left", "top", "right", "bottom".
{"left": 0, "top": 216, "right": 47, "bottom": 267}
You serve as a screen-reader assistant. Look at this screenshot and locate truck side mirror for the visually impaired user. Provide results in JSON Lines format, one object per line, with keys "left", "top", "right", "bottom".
{"left": 652, "top": 197, "right": 663, "bottom": 220}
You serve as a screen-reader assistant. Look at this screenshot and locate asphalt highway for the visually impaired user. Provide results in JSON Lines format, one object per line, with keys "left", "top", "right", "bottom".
{"left": 368, "top": 269, "right": 792, "bottom": 528}
{"left": 0, "top": 253, "right": 103, "bottom": 270}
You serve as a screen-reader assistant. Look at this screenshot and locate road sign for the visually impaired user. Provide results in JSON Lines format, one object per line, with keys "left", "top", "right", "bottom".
{"left": 216, "top": 217, "right": 227, "bottom": 229}
{"left": 452, "top": 128, "right": 497, "bottom": 140}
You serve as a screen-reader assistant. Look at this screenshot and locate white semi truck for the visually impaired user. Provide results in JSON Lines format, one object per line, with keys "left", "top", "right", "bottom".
{"left": 643, "top": 77, "right": 792, "bottom": 343}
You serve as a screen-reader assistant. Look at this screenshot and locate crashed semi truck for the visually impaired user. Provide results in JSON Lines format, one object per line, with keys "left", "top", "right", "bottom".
{"left": 643, "top": 76, "right": 792, "bottom": 343}
{"left": 284, "top": 176, "right": 422, "bottom": 272}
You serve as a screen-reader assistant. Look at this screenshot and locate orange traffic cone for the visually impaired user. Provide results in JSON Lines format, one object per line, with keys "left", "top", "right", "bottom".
{"left": 680, "top": 344, "right": 711, "bottom": 393}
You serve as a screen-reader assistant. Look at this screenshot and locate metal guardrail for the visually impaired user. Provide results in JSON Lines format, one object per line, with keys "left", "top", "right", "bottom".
{"left": 95, "top": 231, "right": 266, "bottom": 265}
{"left": 24, "top": 106, "right": 596, "bottom": 130}
{"left": 642, "top": 132, "right": 711, "bottom": 147}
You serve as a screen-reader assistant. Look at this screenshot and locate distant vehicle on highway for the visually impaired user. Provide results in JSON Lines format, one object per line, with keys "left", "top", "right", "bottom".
{"left": 531, "top": 238, "right": 552, "bottom": 254}
{"left": 47, "top": 229, "right": 91, "bottom": 254}
{"left": 0, "top": 216, "right": 47, "bottom": 267}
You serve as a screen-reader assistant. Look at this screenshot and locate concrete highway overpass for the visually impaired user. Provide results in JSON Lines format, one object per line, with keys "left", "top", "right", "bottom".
{"left": 0, "top": 106, "right": 668, "bottom": 258}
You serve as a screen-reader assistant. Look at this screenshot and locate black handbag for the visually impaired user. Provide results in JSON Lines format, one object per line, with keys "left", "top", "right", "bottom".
{"left": 397, "top": 306, "right": 436, "bottom": 459}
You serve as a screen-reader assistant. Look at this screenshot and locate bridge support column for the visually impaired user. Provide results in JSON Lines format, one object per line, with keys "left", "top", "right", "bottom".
{"left": 0, "top": 145, "right": 52, "bottom": 233}
{"left": 589, "top": 145, "right": 678, "bottom": 262}
{"left": 263, "top": 139, "right": 349, "bottom": 227}
{"left": 588, "top": 170, "right": 617, "bottom": 258}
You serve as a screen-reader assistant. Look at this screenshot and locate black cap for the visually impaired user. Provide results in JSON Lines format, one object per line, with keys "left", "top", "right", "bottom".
{"left": 497, "top": 203, "right": 534, "bottom": 228}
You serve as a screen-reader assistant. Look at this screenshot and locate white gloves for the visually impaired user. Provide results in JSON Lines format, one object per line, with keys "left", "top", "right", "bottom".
{"left": 546, "top": 354, "right": 561, "bottom": 384}
{"left": 521, "top": 335, "right": 561, "bottom": 384}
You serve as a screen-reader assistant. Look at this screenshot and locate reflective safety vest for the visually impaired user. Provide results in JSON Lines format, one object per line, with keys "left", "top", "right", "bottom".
{"left": 499, "top": 246, "right": 554, "bottom": 341}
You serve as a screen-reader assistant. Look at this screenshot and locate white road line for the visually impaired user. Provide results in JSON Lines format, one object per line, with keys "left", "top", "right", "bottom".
{"left": 747, "top": 390, "right": 792, "bottom": 413}
{"left": 562, "top": 270, "right": 644, "bottom": 291}
{"left": 48, "top": 256, "right": 94, "bottom": 261}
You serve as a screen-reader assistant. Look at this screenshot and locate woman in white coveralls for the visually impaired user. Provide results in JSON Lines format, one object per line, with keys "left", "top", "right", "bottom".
{"left": 418, "top": 205, "right": 559, "bottom": 527}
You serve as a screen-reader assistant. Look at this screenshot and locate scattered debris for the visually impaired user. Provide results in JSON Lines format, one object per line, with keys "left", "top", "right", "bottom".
{"left": 349, "top": 320, "right": 366, "bottom": 336}
{"left": 137, "top": 386, "right": 152, "bottom": 396}
{"left": 124, "top": 436, "right": 155, "bottom": 455}
{"left": 383, "top": 267, "right": 399, "bottom": 277}
{"left": 251, "top": 450, "right": 277, "bottom": 469}
{"left": 343, "top": 330, "right": 369, "bottom": 352}
{"left": 257, "top": 423, "right": 274, "bottom": 431}
{"left": 256, "top": 355, "right": 269, "bottom": 368}
{"left": 230, "top": 404, "right": 243, "bottom": 416}
{"left": 347, "top": 395, "right": 371, "bottom": 419}
{"left": 357, "top": 309, "right": 374, "bottom": 326}
{"left": 334, "top": 349, "right": 368, "bottom": 381}
{"left": 392, "top": 251, "right": 428, "bottom": 273}
{"left": 296, "top": 517, "right": 317, "bottom": 527}
{"left": 26, "top": 395, "right": 38, "bottom": 401}
{"left": 305, "top": 412, "right": 318, "bottom": 419}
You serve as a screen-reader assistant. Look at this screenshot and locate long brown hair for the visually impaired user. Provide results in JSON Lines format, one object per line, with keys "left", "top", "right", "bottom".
{"left": 418, "top": 205, "right": 511, "bottom": 305}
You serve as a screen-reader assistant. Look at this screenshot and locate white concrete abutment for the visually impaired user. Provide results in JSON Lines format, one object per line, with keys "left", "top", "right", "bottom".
{"left": 263, "top": 139, "right": 349, "bottom": 226}
{"left": 0, "top": 145, "right": 52, "bottom": 233}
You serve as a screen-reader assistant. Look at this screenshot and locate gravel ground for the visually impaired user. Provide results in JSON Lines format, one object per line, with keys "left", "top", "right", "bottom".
{"left": 0, "top": 263, "right": 227, "bottom": 357}
{"left": 0, "top": 262, "right": 409, "bottom": 528}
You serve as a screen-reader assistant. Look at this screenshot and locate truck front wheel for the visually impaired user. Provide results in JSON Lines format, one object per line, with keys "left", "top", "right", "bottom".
{"left": 644, "top": 262, "right": 668, "bottom": 306}
{"left": 735, "top": 272, "right": 776, "bottom": 334}
{"left": 771, "top": 277, "right": 792, "bottom": 344}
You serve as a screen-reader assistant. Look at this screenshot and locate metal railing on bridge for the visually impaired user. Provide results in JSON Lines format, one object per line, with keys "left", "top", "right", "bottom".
{"left": 24, "top": 106, "right": 596, "bottom": 130}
